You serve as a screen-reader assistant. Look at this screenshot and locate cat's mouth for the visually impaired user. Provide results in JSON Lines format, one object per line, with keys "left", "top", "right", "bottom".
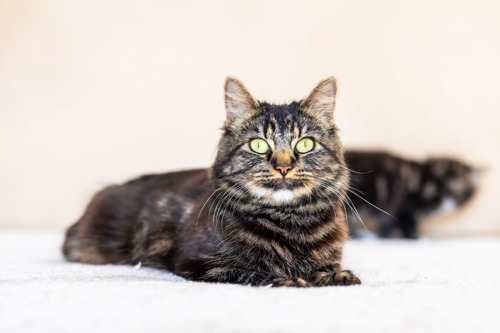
{"left": 259, "top": 178, "right": 305, "bottom": 190}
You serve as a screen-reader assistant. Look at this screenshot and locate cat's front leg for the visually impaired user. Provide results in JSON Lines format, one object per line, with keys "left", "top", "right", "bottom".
{"left": 310, "top": 269, "right": 361, "bottom": 286}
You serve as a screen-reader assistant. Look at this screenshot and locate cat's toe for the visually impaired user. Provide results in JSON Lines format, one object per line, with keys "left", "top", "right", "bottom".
{"left": 335, "top": 270, "right": 361, "bottom": 286}
{"left": 311, "top": 269, "right": 361, "bottom": 286}
{"left": 271, "top": 277, "right": 311, "bottom": 288}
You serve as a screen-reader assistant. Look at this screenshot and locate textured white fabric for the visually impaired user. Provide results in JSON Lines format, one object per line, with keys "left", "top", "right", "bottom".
{"left": 1, "top": 230, "right": 499, "bottom": 333}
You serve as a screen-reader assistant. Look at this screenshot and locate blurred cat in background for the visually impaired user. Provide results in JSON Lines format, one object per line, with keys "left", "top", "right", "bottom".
{"left": 345, "top": 150, "right": 483, "bottom": 239}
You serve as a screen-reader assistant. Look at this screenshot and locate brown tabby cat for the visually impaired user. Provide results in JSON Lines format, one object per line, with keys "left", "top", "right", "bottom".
{"left": 62, "top": 77, "right": 361, "bottom": 287}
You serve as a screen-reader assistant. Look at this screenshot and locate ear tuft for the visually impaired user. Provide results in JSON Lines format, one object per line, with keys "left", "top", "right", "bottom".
{"left": 301, "top": 77, "right": 337, "bottom": 122}
{"left": 224, "top": 77, "right": 259, "bottom": 124}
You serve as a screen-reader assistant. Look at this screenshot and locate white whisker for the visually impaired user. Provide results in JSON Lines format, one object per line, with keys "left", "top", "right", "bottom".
{"left": 347, "top": 188, "right": 395, "bottom": 219}
{"left": 337, "top": 163, "right": 373, "bottom": 175}
{"left": 196, "top": 187, "right": 223, "bottom": 227}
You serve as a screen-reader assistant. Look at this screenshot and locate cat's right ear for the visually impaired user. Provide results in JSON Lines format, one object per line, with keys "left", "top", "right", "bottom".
{"left": 224, "top": 77, "right": 260, "bottom": 125}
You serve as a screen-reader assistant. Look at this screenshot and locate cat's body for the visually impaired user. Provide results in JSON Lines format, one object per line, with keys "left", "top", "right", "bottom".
{"left": 63, "top": 77, "right": 361, "bottom": 287}
{"left": 345, "top": 150, "right": 480, "bottom": 239}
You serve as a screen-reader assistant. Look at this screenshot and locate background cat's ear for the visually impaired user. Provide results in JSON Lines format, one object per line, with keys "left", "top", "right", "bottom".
{"left": 301, "top": 77, "right": 337, "bottom": 123}
{"left": 470, "top": 166, "right": 487, "bottom": 185}
{"left": 224, "top": 77, "right": 260, "bottom": 125}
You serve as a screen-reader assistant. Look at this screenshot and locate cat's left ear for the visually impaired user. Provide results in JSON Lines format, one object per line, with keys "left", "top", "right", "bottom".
{"left": 301, "top": 77, "right": 337, "bottom": 123}
{"left": 224, "top": 77, "right": 260, "bottom": 125}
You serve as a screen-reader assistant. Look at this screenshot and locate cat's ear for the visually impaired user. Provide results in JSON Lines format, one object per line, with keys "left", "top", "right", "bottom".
{"left": 224, "top": 77, "right": 260, "bottom": 125}
{"left": 301, "top": 77, "right": 337, "bottom": 123}
{"left": 470, "top": 167, "right": 487, "bottom": 185}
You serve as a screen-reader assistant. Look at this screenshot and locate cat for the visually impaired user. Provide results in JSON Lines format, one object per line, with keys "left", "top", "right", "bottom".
{"left": 344, "top": 150, "right": 481, "bottom": 239}
{"left": 62, "top": 77, "right": 361, "bottom": 287}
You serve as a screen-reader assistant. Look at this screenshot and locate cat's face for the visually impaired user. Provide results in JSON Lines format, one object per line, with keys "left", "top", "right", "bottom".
{"left": 426, "top": 158, "right": 482, "bottom": 212}
{"left": 211, "top": 77, "right": 348, "bottom": 206}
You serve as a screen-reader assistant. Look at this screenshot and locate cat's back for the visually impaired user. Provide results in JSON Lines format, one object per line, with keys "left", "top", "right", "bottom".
{"left": 123, "top": 168, "right": 210, "bottom": 206}
{"left": 125, "top": 169, "right": 208, "bottom": 188}
{"left": 62, "top": 168, "right": 210, "bottom": 265}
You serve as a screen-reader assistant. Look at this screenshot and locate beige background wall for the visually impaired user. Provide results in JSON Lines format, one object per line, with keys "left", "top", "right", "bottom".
{"left": 1, "top": 0, "right": 499, "bottom": 236}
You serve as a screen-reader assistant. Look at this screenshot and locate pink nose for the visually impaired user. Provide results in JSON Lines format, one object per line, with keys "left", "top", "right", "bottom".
{"left": 276, "top": 165, "right": 293, "bottom": 176}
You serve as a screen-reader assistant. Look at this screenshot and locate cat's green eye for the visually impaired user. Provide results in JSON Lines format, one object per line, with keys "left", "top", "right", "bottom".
{"left": 250, "top": 138, "right": 270, "bottom": 154}
{"left": 295, "top": 137, "right": 315, "bottom": 154}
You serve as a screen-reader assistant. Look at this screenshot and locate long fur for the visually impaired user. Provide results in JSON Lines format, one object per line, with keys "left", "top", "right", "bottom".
{"left": 62, "top": 77, "right": 360, "bottom": 287}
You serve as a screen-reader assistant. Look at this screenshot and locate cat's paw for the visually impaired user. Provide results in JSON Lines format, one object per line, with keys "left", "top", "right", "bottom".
{"left": 271, "top": 277, "right": 311, "bottom": 288}
{"left": 334, "top": 270, "right": 361, "bottom": 286}
{"left": 313, "top": 270, "right": 361, "bottom": 286}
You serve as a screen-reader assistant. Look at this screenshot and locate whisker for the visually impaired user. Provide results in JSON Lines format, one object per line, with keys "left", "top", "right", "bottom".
{"left": 347, "top": 188, "right": 396, "bottom": 219}
{"left": 212, "top": 186, "right": 233, "bottom": 232}
{"left": 316, "top": 181, "right": 367, "bottom": 231}
{"left": 337, "top": 164, "right": 373, "bottom": 175}
{"left": 339, "top": 198, "right": 350, "bottom": 229}
{"left": 348, "top": 185, "right": 365, "bottom": 196}
{"left": 212, "top": 182, "right": 244, "bottom": 232}
{"left": 312, "top": 174, "right": 393, "bottom": 218}
{"left": 209, "top": 186, "right": 234, "bottom": 231}
{"left": 196, "top": 187, "right": 223, "bottom": 227}
{"left": 218, "top": 183, "right": 245, "bottom": 232}
{"left": 342, "top": 192, "right": 368, "bottom": 231}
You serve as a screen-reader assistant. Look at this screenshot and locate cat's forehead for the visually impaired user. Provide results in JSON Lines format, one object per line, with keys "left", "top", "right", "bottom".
{"left": 259, "top": 101, "right": 297, "bottom": 121}
{"left": 254, "top": 101, "right": 322, "bottom": 138}
{"left": 254, "top": 102, "right": 299, "bottom": 141}
{"left": 261, "top": 102, "right": 298, "bottom": 130}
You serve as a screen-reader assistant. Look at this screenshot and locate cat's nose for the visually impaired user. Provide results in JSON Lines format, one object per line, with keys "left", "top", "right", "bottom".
{"left": 275, "top": 165, "right": 293, "bottom": 177}
{"left": 271, "top": 150, "right": 296, "bottom": 177}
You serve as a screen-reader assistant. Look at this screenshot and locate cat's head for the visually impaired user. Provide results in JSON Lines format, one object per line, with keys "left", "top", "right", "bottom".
{"left": 423, "top": 157, "right": 483, "bottom": 212}
{"left": 211, "top": 77, "right": 348, "bottom": 207}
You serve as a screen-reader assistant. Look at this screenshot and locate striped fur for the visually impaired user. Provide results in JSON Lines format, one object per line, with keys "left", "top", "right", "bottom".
{"left": 62, "top": 77, "right": 360, "bottom": 287}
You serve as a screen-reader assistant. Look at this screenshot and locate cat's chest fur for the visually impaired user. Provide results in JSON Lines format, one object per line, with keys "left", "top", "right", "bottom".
{"left": 202, "top": 201, "right": 347, "bottom": 280}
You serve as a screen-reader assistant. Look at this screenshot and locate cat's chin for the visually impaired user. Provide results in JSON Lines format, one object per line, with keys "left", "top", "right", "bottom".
{"left": 271, "top": 189, "right": 296, "bottom": 202}
{"left": 248, "top": 184, "right": 312, "bottom": 204}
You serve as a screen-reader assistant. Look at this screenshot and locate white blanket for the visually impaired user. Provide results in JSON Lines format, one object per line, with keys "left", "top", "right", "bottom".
{"left": 1, "top": 230, "right": 499, "bottom": 333}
